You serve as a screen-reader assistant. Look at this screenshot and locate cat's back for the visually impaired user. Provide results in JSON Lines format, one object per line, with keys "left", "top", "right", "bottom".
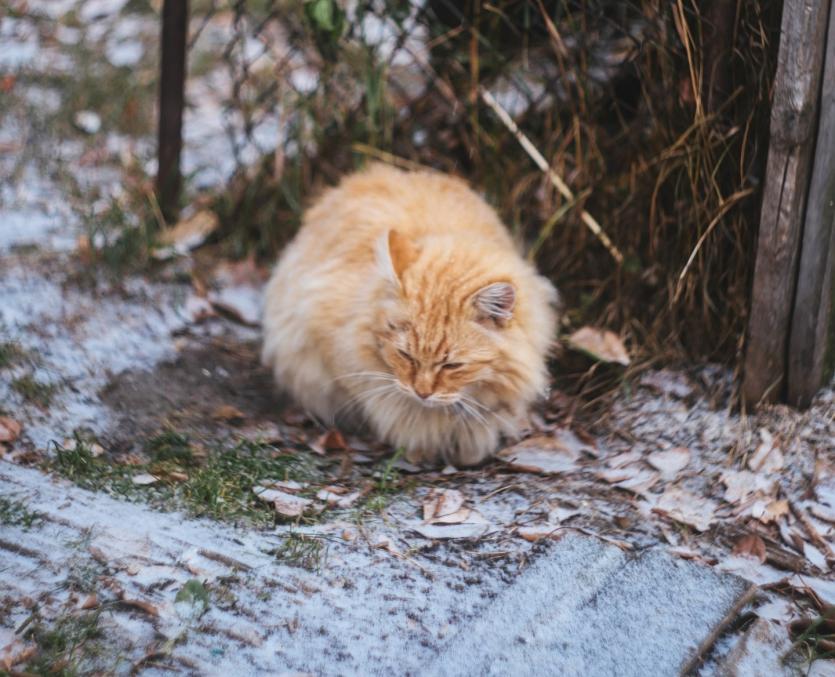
{"left": 297, "top": 164, "right": 515, "bottom": 256}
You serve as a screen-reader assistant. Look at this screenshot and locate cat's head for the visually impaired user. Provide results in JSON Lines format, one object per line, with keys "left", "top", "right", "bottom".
{"left": 372, "top": 230, "right": 517, "bottom": 407}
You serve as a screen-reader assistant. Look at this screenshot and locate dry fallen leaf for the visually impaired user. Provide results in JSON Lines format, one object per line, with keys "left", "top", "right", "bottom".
{"left": 259, "top": 479, "right": 307, "bottom": 493}
{"left": 720, "top": 469, "right": 777, "bottom": 504}
{"left": 748, "top": 429, "right": 784, "bottom": 474}
{"left": 605, "top": 450, "right": 643, "bottom": 468}
{"left": 316, "top": 489, "right": 361, "bottom": 509}
{"left": 596, "top": 465, "right": 659, "bottom": 496}
{"left": 131, "top": 473, "right": 159, "bottom": 486}
{"left": 751, "top": 499, "right": 789, "bottom": 525}
{"left": 422, "top": 488, "right": 468, "bottom": 524}
{"left": 309, "top": 429, "right": 349, "bottom": 456}
{"left": 412, "top": 510, "right": 494, "bottom": 540}
{"left": 118, "top": 595, "right": 159, "bottom": 617}
{"left": 212, "top": 404, "right": 246, "bottom": 423}
{"left": 497, "top": 429, "right": 592, "bottom": 474}
{"left": 517, "top": 524, "right": 565, "bottom": 542}
{"left": 0, "top": 640, "right": 36, "bottom": 671}
{"left": 653, "top": 488, "right": 717, "bottom": 532}
{"left": 646, "top": 447, "right": 691, "bottom": 480}
{"left": 732, "top": 534, "right": 767, "bottom": 563}
{"left": 253, "top": 486, "right": 312, "bottom": 517}
{"left": 566, "top": 326, "right": 630, "bottom": 366}
{"left": 0, "top": 417, "right": 21, "bottom": 443}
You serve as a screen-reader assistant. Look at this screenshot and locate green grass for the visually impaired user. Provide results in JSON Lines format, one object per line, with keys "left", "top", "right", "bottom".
{"left": 11, "top": 375, "right": 57, "bottom": 407}
{"left": 790, "top": 607, "right": 835, "bottom": 666}
{"left": 48, "top": 433, "right": 326, "bottom": 526}
{"left": 19, "top": 608, "right": 107, "bottom": 677}
{"left": 0, "top": 496, "right": 44, "bottom": 529}
{"left": 0, "top": 340, "right": 25, "bottom": 368}
{"left": 270, "top": 532, "right": 331, "bottom": 571}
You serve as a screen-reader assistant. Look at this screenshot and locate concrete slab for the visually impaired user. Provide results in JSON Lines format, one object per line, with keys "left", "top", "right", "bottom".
{"left": 424, "top": 539, "right": 755, "bottom": 677}
{"left": 1, "top": 463, "right": 755, "bottom": 676}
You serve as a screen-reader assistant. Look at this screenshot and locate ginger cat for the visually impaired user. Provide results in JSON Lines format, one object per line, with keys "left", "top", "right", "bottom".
{"left": 262, "top": 163, "right": 557, "bottom": 466}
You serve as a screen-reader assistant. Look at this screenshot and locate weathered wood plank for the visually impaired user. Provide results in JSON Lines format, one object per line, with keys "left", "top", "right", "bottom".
{"left": 743, "top": 0, "right": 831, "bottom": 407}
{"left": 788, "top": 2, "right": 835, "bottom": 407}
{"left": 156, "top": 0, "right": 189, "bottom": 223}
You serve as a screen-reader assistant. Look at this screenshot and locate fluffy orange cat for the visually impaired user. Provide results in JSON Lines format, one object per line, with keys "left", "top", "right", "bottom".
{"left": 262, "top": 163, "right": 557, "bottom": 466}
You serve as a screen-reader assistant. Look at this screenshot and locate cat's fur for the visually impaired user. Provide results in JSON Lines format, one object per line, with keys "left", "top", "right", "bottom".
{"left": 262, "top": 163, "right": 557, "bottom": 466}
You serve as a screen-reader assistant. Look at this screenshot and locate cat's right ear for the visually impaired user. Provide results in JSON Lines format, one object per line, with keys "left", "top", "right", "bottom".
{"left": 376, "top": 230, "right": 418, "bottom": 286}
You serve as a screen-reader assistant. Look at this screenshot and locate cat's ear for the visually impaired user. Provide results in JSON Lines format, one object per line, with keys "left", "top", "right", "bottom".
{"left": 377, "top": 230, "right": 418, "bottom": 285}
{"left": 473, "top": 282, "right": 516, "bottom": 324}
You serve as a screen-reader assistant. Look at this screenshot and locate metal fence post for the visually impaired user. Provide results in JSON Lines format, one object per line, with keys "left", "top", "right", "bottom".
{"left": 156, "top": 0, "right": 189, "bottom": 224}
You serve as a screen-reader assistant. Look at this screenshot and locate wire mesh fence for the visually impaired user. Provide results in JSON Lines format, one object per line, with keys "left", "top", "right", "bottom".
{"left": 175, "top": 0, "right": 780, "bottom": 362}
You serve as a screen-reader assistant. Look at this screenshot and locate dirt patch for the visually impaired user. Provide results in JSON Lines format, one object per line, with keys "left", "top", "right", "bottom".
{"left": 99, "top": 334, "right": 286, "bottom": 455}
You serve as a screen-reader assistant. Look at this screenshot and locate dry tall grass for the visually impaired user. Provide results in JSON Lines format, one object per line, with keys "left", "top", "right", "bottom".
{"left": 204, "top": 0, "right": 781, "bottom": 366}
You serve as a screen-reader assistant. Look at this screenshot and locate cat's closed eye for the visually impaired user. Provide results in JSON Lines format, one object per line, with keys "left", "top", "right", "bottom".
{"left": 442, "top": 362, "right": 464, "bottom": 370}
{"left": 397, "top": 349, "right": 416, "bottom": 364}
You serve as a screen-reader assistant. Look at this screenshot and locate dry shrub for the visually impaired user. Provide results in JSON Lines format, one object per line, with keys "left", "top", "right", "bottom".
{"left": 200, "top": 0, "right": 781, "bottom": 364}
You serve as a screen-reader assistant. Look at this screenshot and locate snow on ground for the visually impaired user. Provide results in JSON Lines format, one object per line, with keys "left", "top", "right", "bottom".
{"left": 1, "top": 2, "right": 834, "bottom": 675}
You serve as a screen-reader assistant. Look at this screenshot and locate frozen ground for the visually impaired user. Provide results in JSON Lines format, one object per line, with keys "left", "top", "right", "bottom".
{"left": 1, "top": 1, "right": 835, "bottom": 675}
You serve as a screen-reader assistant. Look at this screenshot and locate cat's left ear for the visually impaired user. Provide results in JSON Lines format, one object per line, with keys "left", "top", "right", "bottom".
{"left": 376, "top": 229, "right": 419, "bottom": 286}
{"left": 473, "top": 282, "right": 516, "bottom": 324}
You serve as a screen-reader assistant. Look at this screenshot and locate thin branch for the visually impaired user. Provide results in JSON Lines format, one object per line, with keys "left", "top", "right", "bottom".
{"left": 479, "top": 87, "right": 624, "bottom": 264}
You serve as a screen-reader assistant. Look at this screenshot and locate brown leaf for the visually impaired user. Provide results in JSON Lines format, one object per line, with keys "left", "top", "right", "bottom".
{"left": 752, "top": 499, "right": 789, "bottom": 525}
{"left": 566, "top": 327, "right": 630, "bottom": 366}
{"left": 748, "top": 430, "right": 784, "bottom": 474}
{"left": 497, "top": 429, "right": 592, "bottom": 474}
{"left": 316, "top": 488, "right": 362, "bottom": 509}
{"left": 0, "top": 641, "right": 36, "bottom": 671}
{"left": 517, "top": 525, "right": 565, "bottom": 542}
{"left": 0, "top": 417, "right": 21, "bottom": 443}
{"left": 118, "top": 596, "right": 159, "bottom": 617}
{"left": 212, "top": 404, "right": 246, "bottom": 423}
{"left": 80, "top": 593, "right": 99, "bottom": 610}
{"left": 422, "top": 488, "right": 469, "bottom": 524}
{"left": 646, "top": 447, "right": 691, "bottom": 480}
{"left": 653, "top": 488, "right": 717, "bottom": 532}
{"left": 253, "top": 486, "right": 312, "bottom": 517}
{"left": 732, "top": 534, "right": 766, "bottom": 563}
{"left": 596, "top": 466, "right": 659, "bottom": 496}
{"left": 309, "top": 429, "right": 349, "bottom": 456}
{"left": 720, "top": 469, "right": 776, "bottom": 504}
{"left": 412, "top": 510, "right": 493, "bottom": 540}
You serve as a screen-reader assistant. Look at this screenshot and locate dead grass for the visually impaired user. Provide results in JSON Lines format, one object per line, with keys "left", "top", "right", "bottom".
{"left": 192, "top": 0, "right": 780, "bottom": 368}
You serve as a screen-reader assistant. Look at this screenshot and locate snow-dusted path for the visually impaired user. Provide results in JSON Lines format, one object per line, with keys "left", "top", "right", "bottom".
{"left": 0, "top": 461, "right": 754, "bottom": 676}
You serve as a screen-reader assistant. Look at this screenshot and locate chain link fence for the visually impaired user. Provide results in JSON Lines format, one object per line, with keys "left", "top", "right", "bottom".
{"left": 170, "top": 0, "right": 780, "bottom": 362}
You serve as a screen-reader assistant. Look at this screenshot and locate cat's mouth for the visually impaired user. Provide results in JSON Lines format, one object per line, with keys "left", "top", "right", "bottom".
{"left": 396, "top": 384, "right": 457, "bottom": 409}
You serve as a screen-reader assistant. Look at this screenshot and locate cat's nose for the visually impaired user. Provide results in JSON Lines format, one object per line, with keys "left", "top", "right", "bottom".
{"left": 414, "top": 388, "right": 431, "bottom": 400}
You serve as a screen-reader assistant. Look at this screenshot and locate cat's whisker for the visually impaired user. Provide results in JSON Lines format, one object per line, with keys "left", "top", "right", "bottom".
{"left": 331, "top": 371, "right": 398, "bottom": 385}
{"left": 334, "top": 383, "right": 396, "bottom": 419}
{"left": 460, "top": 394, "right": 515, "bottom": 430}
{"left": 455, "top": 400, "right": 489, "bottom": 429}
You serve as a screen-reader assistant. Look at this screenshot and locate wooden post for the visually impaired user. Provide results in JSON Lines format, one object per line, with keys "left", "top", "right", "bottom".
{"left": 742, "top": 0, "right": 831, "bottom": 407}
{"left": 156, "top": 0, "right": 189, "bottom": 224}
{"left": 788, "top": 3, "right": 835, "bottom": 407}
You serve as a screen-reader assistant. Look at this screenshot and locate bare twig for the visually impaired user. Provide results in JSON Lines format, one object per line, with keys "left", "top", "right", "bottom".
{"left": 479, "top": 87, "right": 624, "bottom": 264}
{"left": 674, "top": 187, "right": 755, "bottom": 302}
{"left": 351, "top": 143, "right": 428, "bottom": 172}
